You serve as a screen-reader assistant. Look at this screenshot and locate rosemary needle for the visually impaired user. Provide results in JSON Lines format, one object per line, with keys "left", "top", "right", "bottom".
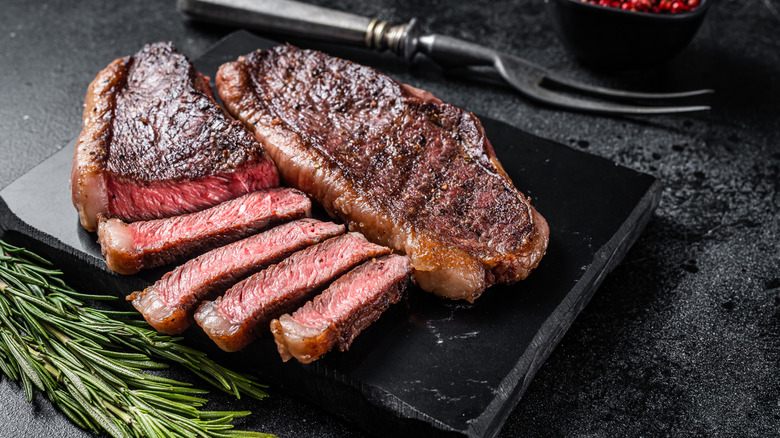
{"left": 0, "top": 240, "right": 274, "bottom": 438}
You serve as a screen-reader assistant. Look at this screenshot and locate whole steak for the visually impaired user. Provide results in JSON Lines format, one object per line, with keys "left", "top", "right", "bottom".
{"left": 216, "top": 44, "right": 549, "bottom": 302}
{"left": 71, "top": 41, "right": 278, "bottom": 232}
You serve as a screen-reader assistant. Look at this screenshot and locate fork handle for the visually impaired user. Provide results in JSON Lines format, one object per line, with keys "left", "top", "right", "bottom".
{"left": 416, "top": 34, "right": 496, "bottom": 68}
{"left": 177, "top": 0, "right": 417, "bottom": 57}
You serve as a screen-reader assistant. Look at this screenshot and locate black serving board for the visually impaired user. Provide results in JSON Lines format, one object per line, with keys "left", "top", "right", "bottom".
{"left": 0, "top": 31, "right": 661, "bottom": 438}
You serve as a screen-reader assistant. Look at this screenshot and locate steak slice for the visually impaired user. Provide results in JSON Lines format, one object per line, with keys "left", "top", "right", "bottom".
{"left": 194, "top": 232, "right": 391, "bottom": 352}
{"left": 270, "top": 254, "right": 411, "bottom": 363}
{"left": 216, "top": 44, "right": 549, "bottom": 302}
{"left": 98, "top": 188, "right": 311, "bottom": 275}
{"left": 128, "top": 219, "right": 345, "bottom": 335}
{"left": 71, "top": 41, "right": 279, "bottom": 232}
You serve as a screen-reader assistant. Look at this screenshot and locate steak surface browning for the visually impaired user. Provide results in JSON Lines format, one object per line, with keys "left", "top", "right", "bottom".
{"left": 71, "top": 41, "right": 279, "bottom": 231}
{"left": 216, "top": 44, "right": 549, "bottom": 301}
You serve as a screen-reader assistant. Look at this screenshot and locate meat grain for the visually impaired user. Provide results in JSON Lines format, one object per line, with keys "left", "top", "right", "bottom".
{"left": 271, "top": 254, "right": 411, "bottom": 363}
{"left": 129, "top": 219, "right": 344, "bottom": 334}
{"left": 194, "top": 233, "right": 391, "bottom": 352}
{"left": 98, "top": 188, "right": 311, "bottom": 274}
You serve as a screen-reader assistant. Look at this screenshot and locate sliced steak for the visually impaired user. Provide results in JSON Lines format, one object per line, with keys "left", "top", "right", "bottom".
{"left": 194, "top": 232, "right": 391, "bottom": 352}
{"left": 216, "top": 44, "right": 549, "bottom": 302}
{"left": 98, "top": 188, "right": 311, "bottom": 275}
{"left": 271, "top": 254, "right": 411, "bottom": 363}
{"left": 72, "top": 41, "right": 278, "bottom": 232}
{"left": 128, "top": 219, "right": 345, "bottom": 335}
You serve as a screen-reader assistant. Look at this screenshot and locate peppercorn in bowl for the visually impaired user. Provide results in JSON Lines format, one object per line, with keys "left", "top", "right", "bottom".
{"left": 545, "top": 0, "right": 710, "bottom": 71}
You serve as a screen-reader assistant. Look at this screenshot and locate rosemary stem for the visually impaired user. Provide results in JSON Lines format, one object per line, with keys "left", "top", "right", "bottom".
{"left": 0, "top": 240, "right": 274, "bottom": 438}
{"left": 102, "top": 398, "right": 134, "bottom": 425}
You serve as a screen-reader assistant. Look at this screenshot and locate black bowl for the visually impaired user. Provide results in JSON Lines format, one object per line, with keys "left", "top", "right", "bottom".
{"left": 545, "top": 0, "right": 710, "bottom": 71}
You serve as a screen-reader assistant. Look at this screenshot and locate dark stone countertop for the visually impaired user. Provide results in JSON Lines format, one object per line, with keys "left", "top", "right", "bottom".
{"left": 0, "top": 0, "right": 778, "bottom": 437}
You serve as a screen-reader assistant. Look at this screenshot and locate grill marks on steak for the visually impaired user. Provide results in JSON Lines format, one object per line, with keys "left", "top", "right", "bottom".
{"left": 194, "top": 232, "right": 391, "bottom": 352}
{"left": 98, "top": 188, "right": 311, "bottom": 275}
{"left": 216, "top": 44, "right": 549, "bottom": 302}
{"left": 72, "top": 41, "right": 278, "bottom": 231}
{"left": 271, "top": 254, "right": 411, "bottom": 363}
{"left": 128, "top": 219, "right": 345, "bottom": 335}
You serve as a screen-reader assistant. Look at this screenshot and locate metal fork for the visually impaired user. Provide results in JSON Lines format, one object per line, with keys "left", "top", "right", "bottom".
{"left": 178, "top": 0, "right": 713, "bottom": 115}
{"left": 415, "top": 32, "right": 713, "bottom": 115}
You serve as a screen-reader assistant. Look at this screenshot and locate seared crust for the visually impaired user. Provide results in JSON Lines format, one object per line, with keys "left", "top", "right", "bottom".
{"left": 216, "top": 45, "right": 549, "bottom": 302}
{"left": 72, "top": 57, "right": 130, "bottom": 231}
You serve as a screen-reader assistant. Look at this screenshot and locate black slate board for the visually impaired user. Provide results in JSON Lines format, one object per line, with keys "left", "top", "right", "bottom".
{"left": 0, "top": 31, "right": 661, "bottom": 438}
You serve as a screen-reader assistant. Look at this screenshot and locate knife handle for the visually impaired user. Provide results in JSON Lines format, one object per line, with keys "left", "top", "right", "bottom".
{"left": 177, "top": 0, "right": 419, "bottom": 59}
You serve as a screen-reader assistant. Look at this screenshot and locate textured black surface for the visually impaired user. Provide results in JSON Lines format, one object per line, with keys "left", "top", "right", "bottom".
{"left": 0, "top": 31, "right": 660, "bottom": 436}
{"left": 0, "top": 0, "right": 779, "bottom": 437}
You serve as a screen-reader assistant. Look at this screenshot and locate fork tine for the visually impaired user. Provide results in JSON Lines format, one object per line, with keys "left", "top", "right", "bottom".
{"left": 449, "top": 65, "right": 710, "bottom": 114}
{"left": 525, "top": 85, "right": 711, "bottom": 115}
{"left": 542, "top": 72, "right": 714, "bottom": 100}
{"left": 491, "top": 56, "right": 712, "bottom": 115}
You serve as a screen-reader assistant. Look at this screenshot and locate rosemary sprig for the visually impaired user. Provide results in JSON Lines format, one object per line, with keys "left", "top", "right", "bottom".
{"left": 0, "top": 240, "right": 273, "bottom": 438}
